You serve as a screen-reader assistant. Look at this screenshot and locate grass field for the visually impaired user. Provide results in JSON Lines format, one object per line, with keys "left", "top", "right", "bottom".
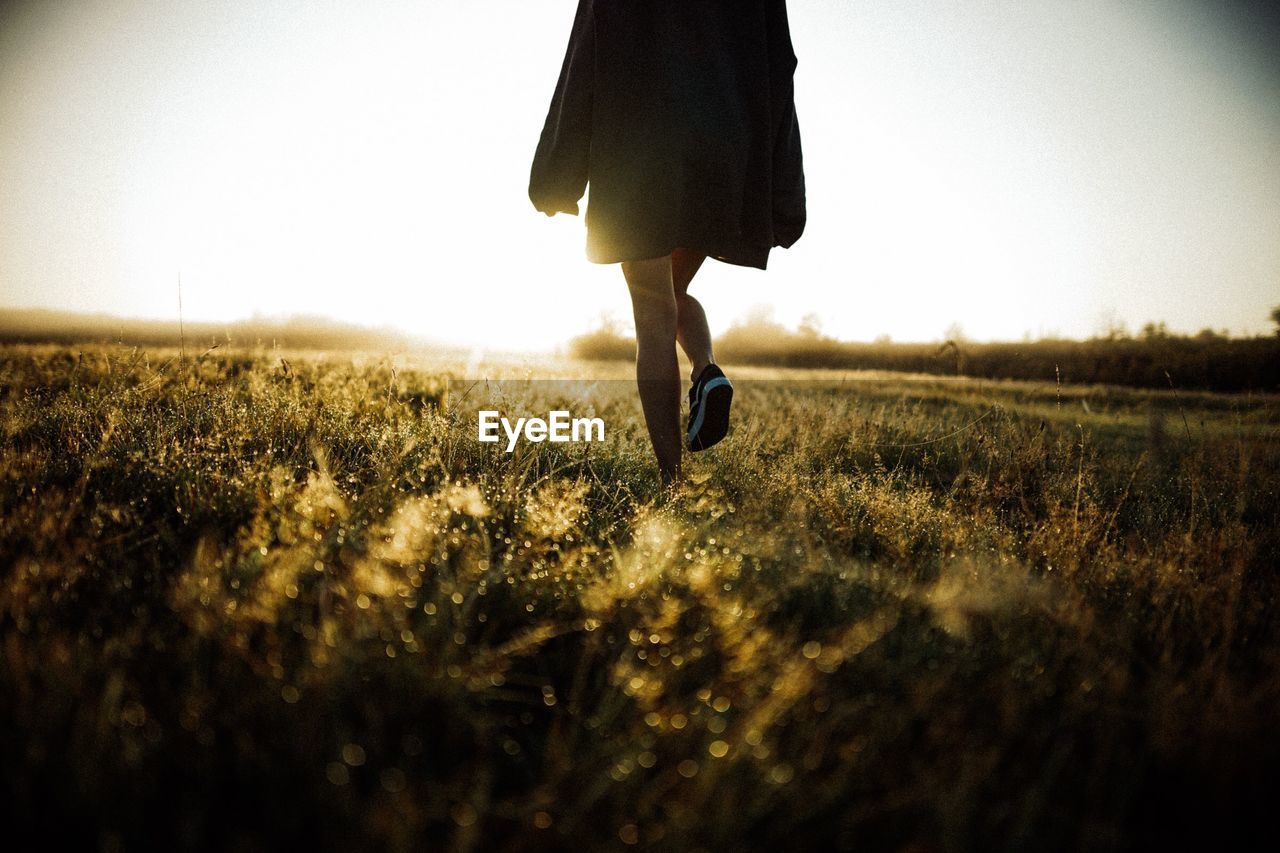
{"left": 2, "top": 344, "right": 1278, "bottom": 851}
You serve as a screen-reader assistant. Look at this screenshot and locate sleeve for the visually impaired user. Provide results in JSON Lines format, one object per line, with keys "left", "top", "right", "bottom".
{"left": 528, "top": 0, "right": 594, "bottom": 217}
{"left": 768, "top": 0, "right": 807, "bottom": 247}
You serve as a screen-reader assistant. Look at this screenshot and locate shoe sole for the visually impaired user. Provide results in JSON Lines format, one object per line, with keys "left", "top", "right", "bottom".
{"left": 688, "top": 376, "right": 733, "bottom": 451}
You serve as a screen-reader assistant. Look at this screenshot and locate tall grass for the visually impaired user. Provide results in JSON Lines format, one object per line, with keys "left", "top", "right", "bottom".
{"left": 1, "top": 344, "right": 1277, "bottom": 851}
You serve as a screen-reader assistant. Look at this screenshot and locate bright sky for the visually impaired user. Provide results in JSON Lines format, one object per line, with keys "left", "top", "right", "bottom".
{"left": 2, "top": 0, "right": 1278, "bottom": 349}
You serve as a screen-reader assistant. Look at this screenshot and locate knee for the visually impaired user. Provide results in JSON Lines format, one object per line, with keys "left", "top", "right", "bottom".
{"left": 623, "top": 258, "right": 678, "bottom": 336}
{"left": 633, "top": 298, "right": 678, "bottom": 340}
{"left": 630, "top": 289, "right": 677, "bottom": 343}
{"left": 626, "top": 282, "right": 676, "bottom": 322}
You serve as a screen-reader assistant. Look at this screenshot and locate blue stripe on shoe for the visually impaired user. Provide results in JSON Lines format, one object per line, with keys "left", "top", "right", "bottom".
{"left": 687, "top": 376, "right": 732, "bottom": 446}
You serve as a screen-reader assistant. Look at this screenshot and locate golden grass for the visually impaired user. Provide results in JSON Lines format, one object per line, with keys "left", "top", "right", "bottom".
{"left": 1, "top": 343, "right": 1277, "bottom": 851}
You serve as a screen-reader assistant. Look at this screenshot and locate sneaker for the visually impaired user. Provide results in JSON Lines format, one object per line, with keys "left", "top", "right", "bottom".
{"left": 687, "top": 364, "right": 733, "bottom": 451}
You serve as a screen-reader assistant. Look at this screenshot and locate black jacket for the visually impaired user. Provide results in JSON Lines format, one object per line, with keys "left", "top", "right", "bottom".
{"left": 529, "top": 0, "right": 806, "bottom": 270}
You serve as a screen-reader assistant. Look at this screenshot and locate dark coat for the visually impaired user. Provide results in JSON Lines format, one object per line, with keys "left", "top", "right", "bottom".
{"left": 528, "top": 0, "right": 806, "bottom": 270}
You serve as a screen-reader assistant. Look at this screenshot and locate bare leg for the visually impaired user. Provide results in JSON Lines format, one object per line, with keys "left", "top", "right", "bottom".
{"left": 622, "top": 256, "right": 681, "bottom": 485}
{"left": 672, "top": 249, "right": 714, "bottom": 381}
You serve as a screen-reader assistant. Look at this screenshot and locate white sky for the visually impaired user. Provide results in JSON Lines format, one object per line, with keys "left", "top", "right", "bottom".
{"left": 1, "top": 0, "right": 1278, "bottom": 348}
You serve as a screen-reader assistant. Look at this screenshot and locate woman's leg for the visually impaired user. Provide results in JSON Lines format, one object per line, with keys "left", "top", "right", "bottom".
{"left": 622, "top": 256, "right": 682, "bottom": 485}
{"left": 672, "top": 249, "right": 714, "bottom": 381}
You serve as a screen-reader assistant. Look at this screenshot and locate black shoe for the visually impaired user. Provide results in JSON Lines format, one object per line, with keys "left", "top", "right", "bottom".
{"left": 687, "top": 364, "right": 733, "bottom": 451}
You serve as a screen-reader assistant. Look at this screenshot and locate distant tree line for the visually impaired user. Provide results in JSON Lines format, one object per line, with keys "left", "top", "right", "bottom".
{"left": 0, "top": 308, "right": 421, "bottom": 353}
{"left": 569, "top": 309, "right": 1280, "bottom": 393}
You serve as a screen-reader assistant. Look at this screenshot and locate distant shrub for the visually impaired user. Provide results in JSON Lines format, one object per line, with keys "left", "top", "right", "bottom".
{"left": 712, "top": 318, "right": 1280, "bottom": 393}
{"left": 567, "top": 318, "right": 635, "bottom": 361}
{"left": 565, "top": 315, "right": 1280, "bottom": 393}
